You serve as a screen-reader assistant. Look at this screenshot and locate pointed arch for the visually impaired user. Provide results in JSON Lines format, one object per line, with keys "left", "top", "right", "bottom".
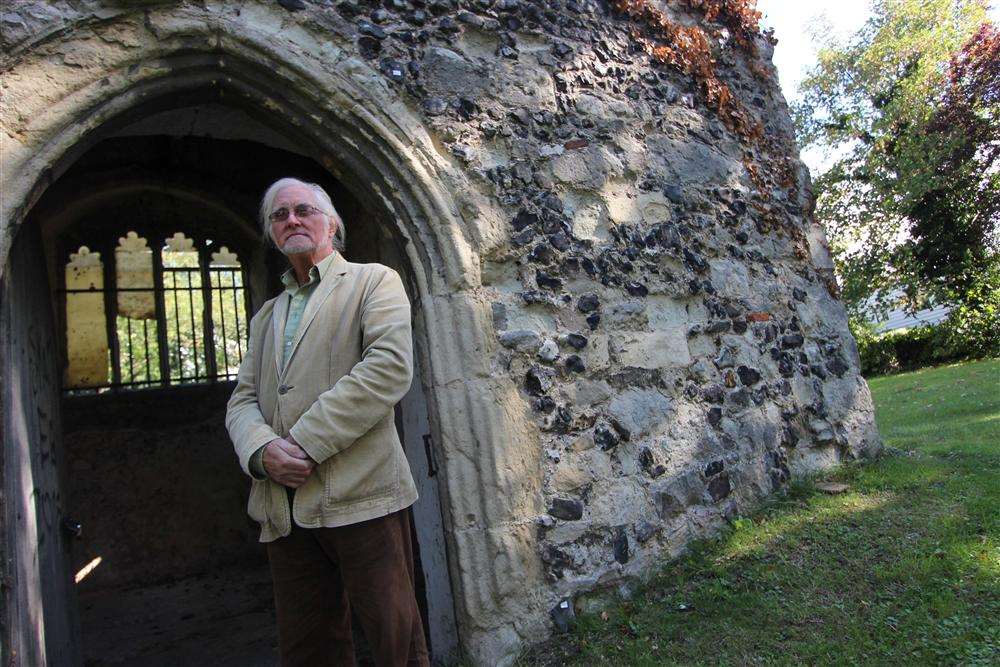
{"left": 1, "top": 4, "right": 545, "bottom": 663}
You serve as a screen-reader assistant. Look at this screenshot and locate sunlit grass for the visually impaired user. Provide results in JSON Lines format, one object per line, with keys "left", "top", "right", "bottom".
{"left": 520, "top": 359, "right": 1000, "bottom": 666}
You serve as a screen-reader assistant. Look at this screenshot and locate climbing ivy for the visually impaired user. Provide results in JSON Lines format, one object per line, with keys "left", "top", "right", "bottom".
{"left": 611, "top": 0, "right": 766, "bottom": 143}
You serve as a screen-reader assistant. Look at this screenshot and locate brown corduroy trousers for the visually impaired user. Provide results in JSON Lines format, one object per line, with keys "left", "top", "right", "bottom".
{"left": 266, "top": 506, "right": 430, "bottom": 667}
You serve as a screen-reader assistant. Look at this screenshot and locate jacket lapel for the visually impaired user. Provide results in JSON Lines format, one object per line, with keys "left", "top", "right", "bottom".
{"left": 272, "top": 293, "right": 289, "bottom": 377}
{"left": 282, "top": 253, "right": 349, "bottom": 374}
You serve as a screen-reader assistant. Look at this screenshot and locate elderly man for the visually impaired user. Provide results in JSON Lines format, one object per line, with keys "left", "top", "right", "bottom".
{"left": 225, "top": 177, "right": 429, "bottom": 666}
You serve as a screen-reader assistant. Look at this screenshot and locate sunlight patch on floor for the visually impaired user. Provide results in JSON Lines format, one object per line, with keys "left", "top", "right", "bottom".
{"left": 75, "top": 556, "right": 102, "bottom": 584}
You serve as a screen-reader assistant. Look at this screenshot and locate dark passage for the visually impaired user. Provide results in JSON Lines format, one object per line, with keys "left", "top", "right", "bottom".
{"left": 63, "top": 385, "right": 276, "bottom": 666}
{"left": 22, "top": 125, "right": 438, "bottom": 665}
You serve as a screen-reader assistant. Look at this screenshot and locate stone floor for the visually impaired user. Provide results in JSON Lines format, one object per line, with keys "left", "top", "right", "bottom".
{"left": 78, "top": 566, "right": 279, "bottom": 666}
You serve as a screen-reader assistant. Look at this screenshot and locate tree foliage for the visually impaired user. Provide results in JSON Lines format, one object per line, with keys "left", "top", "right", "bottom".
{"left": 792, "top": 0, "right": 997, "bottom": 320}
{"left": 908, "top": 22, "right": 1000, "bottom": 297}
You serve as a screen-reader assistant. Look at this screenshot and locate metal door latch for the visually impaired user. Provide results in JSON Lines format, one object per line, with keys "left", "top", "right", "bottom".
{"left": 62, "top": 518, "right": 82, "bottom": 539}
{"left": 422, "top": 434, "right": 438, "bottom": 477}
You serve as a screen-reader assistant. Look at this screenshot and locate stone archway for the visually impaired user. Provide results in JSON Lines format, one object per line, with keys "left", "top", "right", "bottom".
{"left": 2, "top": 5, "right": 544, "bottom": 665}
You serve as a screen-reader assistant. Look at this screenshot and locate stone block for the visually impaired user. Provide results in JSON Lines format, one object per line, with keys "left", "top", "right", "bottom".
{"left": 646, "top": 296, "right": 689, "bottom": 328}
{"left": 499, "top": 330, "right": 543, "bottom": 352}
{"left": 549, "top": 599, "right": 575, "bottom": 633}
{"left": 563, "top": 379, "right": 612, "bottom": 407}
{"left": 584, "top": 480, "right": 647, "bottom": 526}
{"left": 569, "top": 433, "right": 596, "bottom": 452}
{"left": 580, "top": 334, "right": 610, "bottom": 371}
{"left": 502, "top": 304, "right": 558, "bottom": 334}
{"left": 634, "top": 520, "right": 660, "bottom": 543}
{"left": 647, "top": 135, "right": 745, "bottom": 187}
{"left": 421, "top": 46, "right": 490, "bottom": 100}
{"left": 607, "top": 389, "right": 672, "bottom": 439}
{"left": 610, "top": 330, "right": 691, "bottom": 369}
{"left": 552, "top": 448, "right": 611, "bottom": 493}
{"left": 707, "top": 473, "right": 732, "bottom": 502}
{"left": 607, "top": 300, "right": 648, "bottom": 327}
{"left": 708, "top": 259, "right": 752, "bottom": 300}
{"left": 550, "top": 145, "right": 620, "bottom": 189}
{"left": 651, "top": 470, "right": 703, "bottom": 520}
{"left": 548, "top": 498, "right": 584, "bottom": 521}
{"left": 563, "top": 191, "right": 612, "bottom": 243}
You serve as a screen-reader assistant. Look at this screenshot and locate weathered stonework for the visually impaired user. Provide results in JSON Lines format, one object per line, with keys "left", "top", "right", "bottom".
{"left": 1, "top": 1, "right": 881, "bottom": 664}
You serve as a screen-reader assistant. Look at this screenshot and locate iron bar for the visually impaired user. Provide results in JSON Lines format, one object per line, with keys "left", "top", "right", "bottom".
{"left": 187, "top": 269, "right": 200, "bottom": 380}
{"left": 64, "top": 373, "right": 237, "bottom": 392}
{"left": 142, "top": 317, "right": 152, "bottom": 382}
{"left": 199, "top": 245, "right": 218, "bottom": 379}
{"left": 230, "top": 270, "right": 244, "bottom": 364}
{"left": 150, "top": 242, "right": 172, "bottom": 386}
{"left": 216, "top": 272, "right": 231, "bottom": 375}
{"left": 101, "top": 242, "right": 122, "bottom": 386}
{"left": 125, "top": 316, "right": 134, "bottom": 381}
{"left": 170, "top": 269, "right": 182, "bottom": 380}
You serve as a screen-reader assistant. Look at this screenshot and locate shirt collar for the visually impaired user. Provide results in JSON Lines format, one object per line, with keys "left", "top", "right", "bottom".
{"left": 280, "top": 252, "right": 339, "bottom": 293}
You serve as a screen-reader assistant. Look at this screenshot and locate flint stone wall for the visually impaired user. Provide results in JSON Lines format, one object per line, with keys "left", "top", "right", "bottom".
{"left": 1, "top": 1, "right": 881, "bottom": 664}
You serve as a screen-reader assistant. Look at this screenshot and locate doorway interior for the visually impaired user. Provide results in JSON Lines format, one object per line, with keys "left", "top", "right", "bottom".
{"left": 8, "top": 101, "right": 459, "bottom": 666}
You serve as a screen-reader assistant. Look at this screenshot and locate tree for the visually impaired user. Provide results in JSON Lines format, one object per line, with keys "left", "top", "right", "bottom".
{"left": 792, "top": 0, "right": 995, "bottom": 319}
{"left": 907, "top": 22, "right": 999, "bottom": 298}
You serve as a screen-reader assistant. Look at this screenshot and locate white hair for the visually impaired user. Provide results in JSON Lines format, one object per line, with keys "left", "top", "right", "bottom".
{"left": 259, "top": 177, "right": 346, "bottom": 252}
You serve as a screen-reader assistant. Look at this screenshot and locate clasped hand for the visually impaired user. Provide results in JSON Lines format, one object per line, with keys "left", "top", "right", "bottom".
{"left": 262, "top": 437, "right": 315, "bottom": 488}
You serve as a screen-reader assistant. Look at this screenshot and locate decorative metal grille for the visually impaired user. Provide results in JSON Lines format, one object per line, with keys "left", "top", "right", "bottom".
{"left": 61, "top": 233, "right": 249, "bottom": 393}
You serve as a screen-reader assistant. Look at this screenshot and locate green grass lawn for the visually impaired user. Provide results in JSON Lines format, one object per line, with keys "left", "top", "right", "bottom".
{"left": 520, "top": 359, "right": 1000, "bottom": 666}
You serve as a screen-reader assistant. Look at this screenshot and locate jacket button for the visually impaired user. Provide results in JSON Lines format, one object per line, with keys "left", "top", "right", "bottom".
{"left": 278, "top": 384, "right": 289, "bottom": 395}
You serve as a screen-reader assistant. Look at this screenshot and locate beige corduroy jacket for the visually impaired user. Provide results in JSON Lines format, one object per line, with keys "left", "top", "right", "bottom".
{"left": 225, "top": 252, "right": 418, "bottom": 542}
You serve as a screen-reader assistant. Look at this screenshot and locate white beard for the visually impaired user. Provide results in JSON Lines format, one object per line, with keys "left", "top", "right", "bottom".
{"left": 279, "top": 237, "right": 317, "bottom": 255}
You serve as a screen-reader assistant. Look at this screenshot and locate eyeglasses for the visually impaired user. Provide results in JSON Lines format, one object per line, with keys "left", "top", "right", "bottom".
{"left": 268, "top": 203, "right": 326, "bottom": 223}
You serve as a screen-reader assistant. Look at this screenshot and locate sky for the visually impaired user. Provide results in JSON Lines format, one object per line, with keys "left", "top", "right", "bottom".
{"left": 755, "top": 0, "right": 1000, "bottom": 173}
{"left": 757, "top": 0, "right": 874, "bottom": 105}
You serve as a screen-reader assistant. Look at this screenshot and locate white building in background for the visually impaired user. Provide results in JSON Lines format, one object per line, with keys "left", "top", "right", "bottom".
{"left": 863, "top": 288, "right": 952, "bottom": 332}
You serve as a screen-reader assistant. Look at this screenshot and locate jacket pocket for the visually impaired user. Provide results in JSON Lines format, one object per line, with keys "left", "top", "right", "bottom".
{"left": 323, "top": 423, "right": 397, "bottom": 506}
{"left": 247, "top": 477, "right": 271, "bottom": 523}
